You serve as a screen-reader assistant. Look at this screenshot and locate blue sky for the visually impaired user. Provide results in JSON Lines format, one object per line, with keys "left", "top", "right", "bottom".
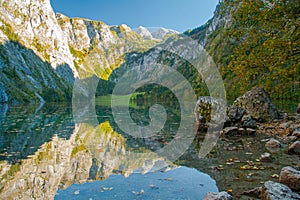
{"left": 51, "top": 0, "right": 219, "bottom": 32}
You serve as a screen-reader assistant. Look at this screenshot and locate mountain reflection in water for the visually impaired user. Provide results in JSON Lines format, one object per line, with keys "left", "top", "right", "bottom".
{"left": 0, "top": 102, "right": 218, "bottom": 199}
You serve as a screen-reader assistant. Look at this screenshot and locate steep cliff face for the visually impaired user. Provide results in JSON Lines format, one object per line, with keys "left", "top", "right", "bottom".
{"left": 0, "top": 0, "right": 78, "bottom": 103}
{"left": 56, "top": 13, "right": 159, "bottom": 80}
{"left": 0, "top": 0, "right": 78, "bottom": 77}
{"left": 0, "top": 0, "right": 160, "bottom": 103}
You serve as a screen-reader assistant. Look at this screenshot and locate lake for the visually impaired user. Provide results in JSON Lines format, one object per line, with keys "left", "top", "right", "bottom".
{"left": 0, "top": 99, "right": 298, "bottom": 199}
{"left": 0, "top": 100, "right": 218, "bottom": 200}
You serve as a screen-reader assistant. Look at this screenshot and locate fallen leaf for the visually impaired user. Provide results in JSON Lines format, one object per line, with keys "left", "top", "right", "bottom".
{"left": 102, "top": 187, "right": 113, "bottom": 191}
{"left": 164, "top": 177, "right": 173, "bottom": 181}
{"left": 271, "top": 174, "right": 279, "bottom": 178}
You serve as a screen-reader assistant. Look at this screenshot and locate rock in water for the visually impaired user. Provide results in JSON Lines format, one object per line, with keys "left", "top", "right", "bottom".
{"left": 242, "top": 187, "right": 262, "bottom": 198}
{"left": 194, "top": 96, "right": 226, "bottom": 124}
{"left": 234, "top": 87, "right": 279, "bottom": 122}
{"left": 222, "top": 127, "right": 238, "bottom": 136}
{"left": 265, "top": 138, "right": 281, "bottom": 148}
{"left": 281, "top": 136, "right": 297, "bottom": 145}
{"left": 288, "top": 141, "right": 300, "bottom": 155}
{"left": 260, "top": 152, "right": 272, "bottom": 162}
{"left": 204, "top": 191, "right": 232, "bottom": 200}
{"left": 279, "top": 167, "right": 300, "bottom": 192}
{"left": 292, "top": 131, "right": 300, "bottom": 139}
{"left": 262, "top": 181, "right": 300, "bottom": 200}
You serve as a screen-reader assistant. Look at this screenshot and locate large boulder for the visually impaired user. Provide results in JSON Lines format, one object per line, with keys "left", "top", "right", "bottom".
{"left": 241, "top": 114, "right": 257, "bottom": 129}
{"left": 227, "top": 105, "right": 245, "bottom": 123}
{"left": 203, "top": 191, "right": 232, "bottom": 200}
{"left": 262, "top": 181, "right": 300, "bottom": 200}
{"left": 279, "top": 167, "right": 300, "bottom": 192}
{"left": 234, "top": 87, "right": 279, "bottom": 122}
{"left": 194, "top": 97, "right": 226, "bottom": 123}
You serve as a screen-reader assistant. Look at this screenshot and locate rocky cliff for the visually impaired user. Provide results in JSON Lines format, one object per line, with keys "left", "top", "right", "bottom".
{"left": 2, "top": 0, "right": 297, "bottom": 103}
{"left": 0, "top": 0, "right": 160, "bottom": 103}
{"left": 56, "top": 13, "right": 159, "bottom": 80}
{"left": 0, "top": 0, "right": 79, "bottom": 103}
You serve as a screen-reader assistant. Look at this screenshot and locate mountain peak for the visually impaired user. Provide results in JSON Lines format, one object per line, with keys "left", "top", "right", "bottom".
{"left": 134, "top": 26, "right": 178, "bottom": 40}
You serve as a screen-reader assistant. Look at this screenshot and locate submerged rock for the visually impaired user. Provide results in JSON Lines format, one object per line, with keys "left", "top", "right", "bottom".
{"left": 262, "top": 181, "right": 300, "bottom": 200}
{"left": 288, "top": 141, "right": 300, "bottom": 155}
{"left": 281, "top": 136, "right": 297, "bottom": 145}
{"left": 194, "top": 96, "right": 226, "bottom": 124}
{"left": 204, "top": 191, "right": 232, "bottom": 200}
{"left": 292, "top": 131, "right": 300, "bottom": 139}
{"left": 279, "top": 167, "right": 300, "bottom": 192}
{"left": 234, "top": 87, "right": 279, "bottom": 122}
{"left": 245, "top": 128, "right": 256, "bottom": 135}
{"left": 260, "top": 152, "right": 272, "bottom": 162}
{"left": 265, "top": 138, "right": 281, "bottom": 148}
{"left": 242, "top": 187, "right": 262, "bottom": 198}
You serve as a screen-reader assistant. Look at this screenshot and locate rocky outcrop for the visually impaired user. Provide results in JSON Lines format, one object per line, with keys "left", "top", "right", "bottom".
{"left": 0, "top": 41, "right": 73, "bottom": 103}
{"left": 57, "top": 14, "right": 158, "bottom": 81}
{"left": 0, "top": 0, "right": 160, "bottom": 103}
{"left": 195, "top": 97, "right": 226, "bottom": 123}
{"left": 203, "top": 191, "right": 232, "bottom": 200}
{"left": 221, "top": 88, "right": 278, "bottom": 135}
{"left": 0, "top": 0, "right": 78, "bottom": 103}
{"left": 233, "top": 87, "right": 279, "bottom": 122}
{"left": 196, "top": 88, "right": 280, "bottom": 136}
{"left": 227, "top": 105, "right": 245, "bottom": 123}
{"left": 261, "top": 181, "right": 300, "bottom": 200}
{"left": 279, "top": 167, "right": 300, "bottom": 192}
{"left": 0, "top": 0, "right": 77, "bottom": 75}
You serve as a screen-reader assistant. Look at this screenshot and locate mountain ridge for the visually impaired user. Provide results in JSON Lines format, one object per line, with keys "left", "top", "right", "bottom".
{"left": 0, "top": 0, "right": 164, "bottom": 103}
{"left": 0, "top": 0, "right": 298, "bottom": 104}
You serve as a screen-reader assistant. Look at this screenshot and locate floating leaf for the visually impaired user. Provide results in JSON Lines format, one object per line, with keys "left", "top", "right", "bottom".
{"left": 149, "top": 184, "right": 158, "bottom": 189}
{"left": 132, "top": 189, "right": 144, "bottom": 195}
{"left": 271, "top": 174, "right": 279, "bottom": 178}
{"left": 102, "top": 187, "right": 113, "bottom": 191}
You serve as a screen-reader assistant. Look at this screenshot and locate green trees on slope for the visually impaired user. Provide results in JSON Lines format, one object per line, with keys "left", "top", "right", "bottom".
{"left": 207, "top": 0, "right": 300, "bottom": 100}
